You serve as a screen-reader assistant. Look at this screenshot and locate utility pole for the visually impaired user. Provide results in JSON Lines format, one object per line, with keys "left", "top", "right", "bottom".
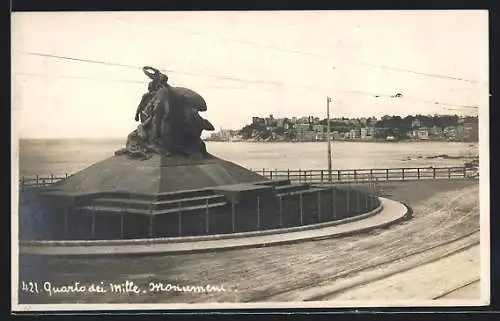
{"left": 327, "top": 96, "right": 333, "bottom": 183}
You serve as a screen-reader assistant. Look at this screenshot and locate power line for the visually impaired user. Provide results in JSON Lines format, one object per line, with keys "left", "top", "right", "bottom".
{"left": 16, "top": 52, "right": 481, "bottom": 110}
{"left": 358, "top": 62, "right": 480, "bottom": 83}
{"left": 112, "top": 16, "right": 481, "bottom": 84}
{"left": 14, "top": 72, "right": 148, "bottom": 84}
{"left": 20, "top": 51, "right": 285, "bottom": 87}
{"left": 13, "top": 72, "right": 249, "bottom": 90}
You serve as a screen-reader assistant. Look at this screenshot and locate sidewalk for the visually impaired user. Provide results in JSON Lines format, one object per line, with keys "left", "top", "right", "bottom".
{"left": 19, "top": 197, "right": 408, "bottom": 256}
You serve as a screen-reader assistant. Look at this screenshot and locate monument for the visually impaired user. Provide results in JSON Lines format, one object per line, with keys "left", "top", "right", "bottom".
{"left": 19, "top": 67, "right": 380, "bottom": 243}
{"left": 116, "top": 66, "right": 216, "bottom": 159}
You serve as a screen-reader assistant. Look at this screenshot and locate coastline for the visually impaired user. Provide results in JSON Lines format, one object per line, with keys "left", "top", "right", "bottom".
{"left": 204, "top": 139, "right": 479, "bottom": 144}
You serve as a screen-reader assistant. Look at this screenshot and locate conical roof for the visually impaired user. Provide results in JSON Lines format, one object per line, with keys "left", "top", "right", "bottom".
{"left": 46, "top": 153, "right": 268, "bottom": 195}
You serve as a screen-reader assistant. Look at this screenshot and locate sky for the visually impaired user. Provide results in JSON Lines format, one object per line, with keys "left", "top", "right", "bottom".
{"left": 11, "top": 10, "right": 488, "bottom": 139}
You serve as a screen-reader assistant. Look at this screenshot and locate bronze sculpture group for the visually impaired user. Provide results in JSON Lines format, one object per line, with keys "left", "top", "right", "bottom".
{"left": 116, "top": 66, "right": 215, "bottom": 159}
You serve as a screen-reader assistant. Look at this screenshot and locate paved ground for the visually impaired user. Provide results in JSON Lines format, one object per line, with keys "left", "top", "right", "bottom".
{"left": 17, "top": 179, "right": 481, "bottom": 305}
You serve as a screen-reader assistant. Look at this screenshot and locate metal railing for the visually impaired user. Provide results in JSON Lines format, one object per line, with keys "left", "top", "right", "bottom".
{"left": 22, "top": 182, "right": 381, "bottom": 241}
{"left": 251, "top": 166, "right": 478, "bottom": 184}
{"left": 17, "top": 166, "right": 478, "bottom": 189}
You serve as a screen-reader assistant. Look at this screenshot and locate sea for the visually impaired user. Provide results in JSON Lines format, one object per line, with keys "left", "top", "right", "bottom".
{"left": 16, "top": 139, "right": 479, "bottom": 178}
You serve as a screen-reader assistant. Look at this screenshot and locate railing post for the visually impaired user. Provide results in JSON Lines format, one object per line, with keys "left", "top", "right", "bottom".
{"left": 120, "top": 211, "right": 124, "bottom": 239}
{"left": 121, "top": 202, "right": 127, "bottom": 239}
{"left": 464, "top": 167, "right": 467, "bottom": 178}
{"left": 299, "top": 169, "right": 302, "bottom": 183}
{"left": 321, "top": 170, "right": 324, "bottom": 184}
{"left": 231, "top": 202, "right": 236, "bottom": 233}
{"left": 205, "top": 198, "right": 210, "bottom": 234}
{"left": 65, "top": 173, "right": 68, "bottom": 179}
{"left": 278, "top": 195, "right": 283, "bottom": 227}
{"left": 21, "top": 176, "right": 25, "bottom": 191}
{"left": 36, "top": 175, "right": 39, "bottom": 186}
{"left": 448, "top": 168, "right": 451, "bottom": 179}
{"left": 91, "top": 201, "right": 96, "bottom": 239}
{"left": 402, "top": 168, "right": 405, "bottom": 181}
{"left": 287, "top": 169, "right": 290, "bottom": 181}
{"left": 370, "top": 169, "right": 373, "bottom": 181}
{"left": 64, "top": 205, "right": 68, "bottom": 239}
{"left": 385, "top": 169, "right": 389, "bottom": 181}
{"left": 417, "top": 168, "right": 420, "bottom": 180}
{"left": 346, "top": 188, "right": 350, "bottom": 214}
{"left": 368, "top": 182, "right": 372, "bottom": 209}
{"left": 256, "top": 196, "right": 261, "bottom": 230}
{"left": 317, "top": 191, "right": 322, "bottom": 222}
{"left": 149, "top": 216, "right": 153, "bottom": 238}
{"left": 270, "top": 171, "right": 273, "bottom": 180}
{"left": 356, "top": 189, "right": 360, "bottom": 213}
{"left": 332, "top": 187, "right": 336, "bottom": 219}
{"left": 178, "top": 201, "right": 182, "bottom": 236}
{"left": 433, "top": 167, "right": 436, "bottom": 179}
{"left": 365, "top": 188, "right": 369, "bottom": 209}
{"left": 337, "top": 170, "right": 341, "bottom": 182}
{"left": 299, "top": 193, "right": 303, "bottom": 225}
{"left": 50, "top": 174, "right": 54, "bottom": 184}
{"left": 354, "top": 169, "right": 357, "bottom": 182}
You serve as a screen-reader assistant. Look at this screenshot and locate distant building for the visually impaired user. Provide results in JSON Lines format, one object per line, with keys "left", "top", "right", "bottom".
{"left": 217, "top": 129, "right": 233, "bottom": 141}
{"left": 350, "top": 128, "right": 361, "bottom": 139}
{"left": 252, "top": 117, "right": 265, "bottom": 126}
{"left": 313, "top": 124, "right": 324, "bottom": 133}
{"left": 429, "top": 125, "right": 443, "bottom": 136}
{"left": 265, "top": 114, "right": 276, "bottom": 127}
{"left": 457, "top": 122, "right": 479, "bottom": 141}
{"left": 360, "top": 127, "right": 367, "bottom": 138}
{"left": 297, "top": 116, "right": 310, "bottom": 124}
{"left": 295, "top": 123, "right": 311, "bottom": 140}
{"left": 411, "top": 118, "right": 421, "bottom": 129}
{"left": 443, "top": 126, "right": 457, "bottom": 139}
{"left": 360, "top": 127, "right": 374, "bottom": 139}
{"left": 374, "top": 127, "right": 388, "bottom": 138}
{"left": 417, "top": 127, "right": 429, "bottom": 140}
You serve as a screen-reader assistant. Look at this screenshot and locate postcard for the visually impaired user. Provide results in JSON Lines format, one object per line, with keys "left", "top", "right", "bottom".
{"left": 11, "top": 10, "right": 490, "bottom": 311}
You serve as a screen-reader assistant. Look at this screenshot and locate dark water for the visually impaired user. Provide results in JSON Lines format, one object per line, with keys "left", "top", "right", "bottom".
{"left": 17, "top": 139, "right": 478, "bottom": 177}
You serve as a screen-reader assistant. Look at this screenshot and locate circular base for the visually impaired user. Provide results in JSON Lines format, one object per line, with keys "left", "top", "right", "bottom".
{"left": 19, "top": 197, "right": 409, "bottom": 257}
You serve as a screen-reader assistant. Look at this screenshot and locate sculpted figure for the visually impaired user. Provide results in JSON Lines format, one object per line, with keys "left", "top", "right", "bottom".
{"left": 116, "top": 66, "right": 214, "bottom": 159}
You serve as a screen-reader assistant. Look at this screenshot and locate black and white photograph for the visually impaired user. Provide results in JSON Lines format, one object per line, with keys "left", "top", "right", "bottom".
{"left": 11, "top": 10, "right": 489, "bottom": 311}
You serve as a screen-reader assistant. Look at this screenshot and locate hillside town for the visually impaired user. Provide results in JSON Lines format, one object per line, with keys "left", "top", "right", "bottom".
{"left": 206, "top": 114, "right": 479, "bottom": 142}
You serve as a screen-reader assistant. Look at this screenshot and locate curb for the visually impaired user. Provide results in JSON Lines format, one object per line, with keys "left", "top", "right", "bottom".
{"left": 19, "top": 197, "right": 408, "bottom": 257}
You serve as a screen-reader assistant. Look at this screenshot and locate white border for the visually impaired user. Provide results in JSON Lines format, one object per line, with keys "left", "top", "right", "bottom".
{"left": 11, "top": 10, "right": 490, "bottom": 312}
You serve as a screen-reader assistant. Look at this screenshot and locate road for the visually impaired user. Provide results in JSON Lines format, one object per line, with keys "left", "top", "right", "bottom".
{"left": 17, "top": 179, "right": 481, "bottom": 304}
